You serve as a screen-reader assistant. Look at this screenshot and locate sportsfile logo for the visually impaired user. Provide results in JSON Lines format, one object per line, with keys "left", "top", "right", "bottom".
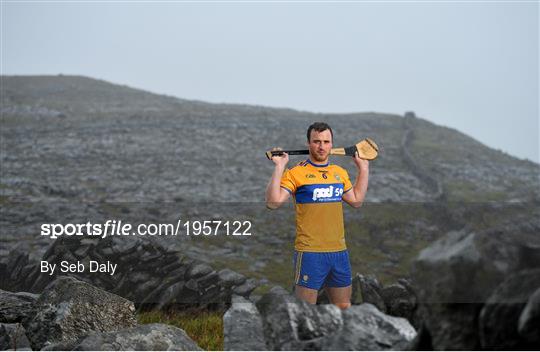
{"left": 312, "top": 185, "right": 343, "bottom": 201}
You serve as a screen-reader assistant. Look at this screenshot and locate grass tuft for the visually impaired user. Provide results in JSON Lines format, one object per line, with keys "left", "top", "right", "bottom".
{"left": 138, "top": 309, "right": 224, "bottom": 351}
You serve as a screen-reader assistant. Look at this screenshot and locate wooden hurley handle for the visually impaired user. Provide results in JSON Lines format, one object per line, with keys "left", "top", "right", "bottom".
{"left": 266, "top": 149, "right": 309, "bottom": 159}
{"left": 331, "top": 145, "right": 361, "bottom": 156}
{"left": 266, "top": 138, "right": 379, "bottom": 160}
{"left": 330, "top": 147, "right": 346, "bottom": 155}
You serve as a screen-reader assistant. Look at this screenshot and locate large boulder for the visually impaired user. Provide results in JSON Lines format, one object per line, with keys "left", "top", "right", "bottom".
{"left": 69, "top": 323, "right": 201, "bottom": 351}
{"left": 405, "top": 324, "right": 433, "bottom": 351}
{"left": 518, "top": 287, "right": 540, "bottom": 344}
{"left": 412, "top": 222, "right": 540, "bottom": 350}
{"left": 352, "top": 274, "right": 387, "bottom": 313}
{"left": 479, "top": 269, "right": 540, "bottom": 349}
{"left": 380, "top": 283, "right": 415, "bottom": 320}
{"left": 224, "top": 295, "right": 266, "bottom": 351}
{"left": 256, "top": 288, "right": 343, "bottom": 350}
{"left": 0, "top": 323, "right": 32, "bottom": 351}
{"left": 24, "top": 276, "right": 137, "bottom": 350}
{"left": 0, "top": 250, "right": 32, "bottom": 293}
{"left": 0, "top": 289, "right": 38, "bottom": 323}
{"left": 256, "top": 288, "right": 416, "bottom": 350}
{"left": 350, "top": 275, "right": 418, "bottom": 326}
{"left": 322, "top": 303, "right": 416, "bottom": 350}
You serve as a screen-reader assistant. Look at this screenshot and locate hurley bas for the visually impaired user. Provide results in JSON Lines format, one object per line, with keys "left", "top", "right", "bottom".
{"left": 41, "top": 260, "right": 117, "bottom": 276}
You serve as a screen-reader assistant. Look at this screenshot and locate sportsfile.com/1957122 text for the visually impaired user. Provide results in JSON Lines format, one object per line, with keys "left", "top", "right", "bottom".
{"left": 40, "top": 219, "right": 253, "bottom": 239}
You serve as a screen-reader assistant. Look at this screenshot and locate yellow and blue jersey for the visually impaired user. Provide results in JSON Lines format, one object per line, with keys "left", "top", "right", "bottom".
{"left": 280, "top": 159, "right": 353, "bottom": 252}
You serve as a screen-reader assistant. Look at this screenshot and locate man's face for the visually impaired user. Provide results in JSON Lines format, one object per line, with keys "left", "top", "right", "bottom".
{"left": 308, "top": 129, "right": 333, "bottom": 163}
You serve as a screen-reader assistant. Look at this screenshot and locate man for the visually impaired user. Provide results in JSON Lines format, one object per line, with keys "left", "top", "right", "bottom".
{"left": 265, "top": 122, "right": 369, "bottom": 309}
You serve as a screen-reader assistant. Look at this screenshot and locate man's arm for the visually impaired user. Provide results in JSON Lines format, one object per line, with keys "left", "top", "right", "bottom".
{"left": 265, "top": 150, "right": 291, "bottom": 209}
{"left": 342, "top": 152, "right": 369, "bottom": 208}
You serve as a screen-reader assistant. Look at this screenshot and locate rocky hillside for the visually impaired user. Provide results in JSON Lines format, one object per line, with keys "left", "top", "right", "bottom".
{"left": 1, "top": 75, "right": 539, "bottom": 289}
{"left": 2, "top": 75, "right": 538, "bottom": 204}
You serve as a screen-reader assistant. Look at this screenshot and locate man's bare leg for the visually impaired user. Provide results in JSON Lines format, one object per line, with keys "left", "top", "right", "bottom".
{"left": 295, "top": 285, "right": 318, "bottom": 304}
{"left": 325, "top": 285, "right": 352, "bottom": 309}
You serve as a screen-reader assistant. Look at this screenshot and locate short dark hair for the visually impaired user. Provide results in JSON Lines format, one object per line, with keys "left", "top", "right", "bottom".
{"left": 307, "top": 122, "right": 333, "bottom": 142}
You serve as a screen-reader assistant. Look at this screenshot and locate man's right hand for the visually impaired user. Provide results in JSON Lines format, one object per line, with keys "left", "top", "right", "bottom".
{"left": 271, "top": 147, "right": 289, "bottom": 168}
{"left": 266, "top": 147, "right": 291, "bottom": 209}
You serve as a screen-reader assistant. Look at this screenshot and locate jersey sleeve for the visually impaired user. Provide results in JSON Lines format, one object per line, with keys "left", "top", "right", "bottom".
{"left": 342, "top": 169, "right": 353, "bottom": 193}
{"left": 280, "top": 168, "right": 297, "bottom": 194}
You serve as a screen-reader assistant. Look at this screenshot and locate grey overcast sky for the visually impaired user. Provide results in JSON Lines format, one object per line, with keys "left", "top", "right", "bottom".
{"left": 2, "top": 1, "right": 539, "bottom": 163}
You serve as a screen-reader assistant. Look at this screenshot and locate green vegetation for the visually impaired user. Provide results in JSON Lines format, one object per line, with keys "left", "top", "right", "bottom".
{"left": 349, "top": 203, "right": 430, "bottom": 228}
{"left": 444, "top": 180, "right": 508, "bottom": 203}
{"left": 138, "top": 309, "right": 224, "bottom": 351}
{"left": 0, "top": 195, "right": 10, "bottom": 205}
{"left": 212, "top": 247, "right": 296, "bottom": 296}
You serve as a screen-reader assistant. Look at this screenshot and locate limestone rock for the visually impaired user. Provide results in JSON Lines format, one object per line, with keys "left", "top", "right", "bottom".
{"left": 518, "top": 287, "right": 540, "bottom": 344}
{"left": 0, "top": 323, "right": 32, "bottom": 351}
{"left": 70, "top": 323, "right": 201, "bottom": 351}
{"left": 25, "top": 276, "right": 137, "bottom": 350}
{"left": 256, "top": 290, "right": 416, "bottom": 350}
{"left": 412, "top": 225, "right": 540, "bottom": 350}
{"left": 187, "top": 263, "right": 213, "bottom": 278}
{"left": 322, "top": 303, "right": 416, "bottom": 350}
{"left": 0, "top": 290, "right": 38, "bottom": 323}
{"left": 353, "top": 274, "right": 386, "bottom": 313}
{"left": 218, "top": 269, "right": 246, "bottom": 287}
{"left": 479, "top": 269, "right": 540, "bottom": 349}
{"left": 256, "top": 290, "right": 342, "bottom": 350}
{"left": 232, "top": 278, "right": 258, "bottom": 297}
{"left": 224, "top": 295, "right": 266, "bottom": 351}
{"left": 380, "top": 283, "right": 415, "bottom": 320}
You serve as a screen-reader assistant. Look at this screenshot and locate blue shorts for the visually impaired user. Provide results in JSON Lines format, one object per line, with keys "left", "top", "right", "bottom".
{"left": 293, "top": 250, "right": 352, "bottom": 290}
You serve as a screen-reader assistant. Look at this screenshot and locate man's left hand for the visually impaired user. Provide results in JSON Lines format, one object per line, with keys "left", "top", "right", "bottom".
{"left": 353, "top": 151, "right": 369, "bottom": 173}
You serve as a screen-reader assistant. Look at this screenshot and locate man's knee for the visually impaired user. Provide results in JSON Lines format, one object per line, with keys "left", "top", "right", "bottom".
{"left": 334, "top": 302, "right": 351, "bottom": 310}
{"left": 295, "top": 285, "right": 318, "bottom": 304}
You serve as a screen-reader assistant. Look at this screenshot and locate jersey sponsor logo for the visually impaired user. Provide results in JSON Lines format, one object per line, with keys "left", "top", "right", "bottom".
{"left": 312, "top": 185, "right": 344, "bottom": 201}
{"left": 305, "top": 173, "right": 316, "bottom": 178}
{"left": 295, "top": 183, "right": 344, "bottom": 203}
